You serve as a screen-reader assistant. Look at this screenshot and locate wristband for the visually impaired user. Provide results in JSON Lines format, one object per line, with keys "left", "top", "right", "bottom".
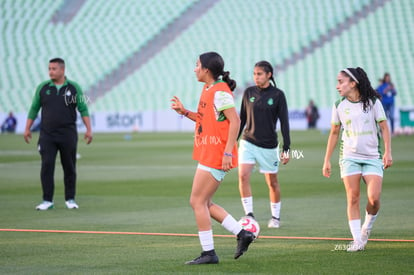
{"left": 184, "top": 111, "right": 189, "bottom": 117}
{"left": 224, "top": 152, "right": 233, "bottom": 157}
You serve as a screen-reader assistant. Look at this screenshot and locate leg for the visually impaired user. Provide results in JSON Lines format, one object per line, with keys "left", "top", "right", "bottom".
{"left": 38, "top": 136, "right": 58, "bottom": 202}
{"left": 265, "top": 173, "right": 280, "bottom": 204}
{"left": 238, "top": 163, "right": 254, "bottom": 215}
{"left": 343, "top": 174, "right": 362, "bottom": 220}
{"left": 364, "top": 175, "right": 382, "bottom": 215}
{"left": 343, "top": 174, "right": 364, "bottom": 247}
{"left": 190, "top": 168, "right": 222, "bottom": 231}
{"left": 58, "top": 134, "right": 78, "bottom": 201}
{"left": 265, "top": 173, "right": 281, "bottom": 227}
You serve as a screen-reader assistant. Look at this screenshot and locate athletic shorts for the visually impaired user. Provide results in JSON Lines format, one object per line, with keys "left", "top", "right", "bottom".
{"left": 339, "top": 158, "right": 383, "bottom": 178}
{"left": 197, "top": 163, "right": 227, "bottom": 182}
{"left": 238, "top": 140, "right": 279, "bottom": 174}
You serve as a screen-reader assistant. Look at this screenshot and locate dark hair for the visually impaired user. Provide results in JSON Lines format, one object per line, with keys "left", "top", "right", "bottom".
{"left": 381, "top": 72, "right": 391, "bottom": 84}
{"left": 341, "top": 67, "right": 381, "bottom": 112}
{"left": 199, "top": 52, "right": 236, "bottom": 91}
{"left": 255, "top": 60, "right": 276, "bottom": 87}
{"left": 49, "top": 57, "right": 65, "bottom": 67}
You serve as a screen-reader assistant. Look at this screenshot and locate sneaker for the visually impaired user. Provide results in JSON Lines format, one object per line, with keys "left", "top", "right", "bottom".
{"left": 65, "top": 199, "right": 79, "bottom": 209}
{"left": 346, "top": 241, "right": 365, "bottom": 252}
{"left": 246, "top": 212, "right": 255, "bottom": 219}
{"left": 185, "top": 250, "right": 219, "bottom": 265}
{"left": 36, "top": 201, "right": 54, "bottom": 210}
{"left": 234, "top": 229, "right": 255, "bottom": 259}
{"left": 361, "top": 228, "right": 371, "bottom": 246}
{"left": 268, "top": 217, "right": 280, "bottom": 228}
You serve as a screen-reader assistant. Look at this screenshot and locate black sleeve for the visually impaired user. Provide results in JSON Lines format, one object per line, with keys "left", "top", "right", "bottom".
{"left": 278, "top": 92, "right": 290, "bottom": 152}
{"left": 237, "top": 92, "right": 247, "bottom": 140}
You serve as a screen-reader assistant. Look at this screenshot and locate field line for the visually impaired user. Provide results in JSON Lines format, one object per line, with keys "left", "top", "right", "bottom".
{"left": 1, "top": 228, "right": 413, "bottom": 242}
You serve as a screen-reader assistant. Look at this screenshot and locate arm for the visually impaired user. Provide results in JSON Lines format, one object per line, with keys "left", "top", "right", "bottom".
{"left": 222, "top": 107, "right": 240, "bottom": 171}
{"left": 24, "top": 119, "right": 34, "bottom": 144}
{"left": 278, "top": 93, "right": 291, "bottom": 164}
{"left": 82, "top": 116, "right": 93, "bottom": 144}
{"left": 322, "top": 124, "right": 341, "bottom": 178}
{"left": 74, "top": 83, "right": 92, "bottom": 144}
{"left": 25, "top": 85, "right": 42, "bottom": 144}
{"left": 237, "top": 96, "right": 246, "bottom": 140}
{"left": 379, "top": 120, "right": 392, "bottom": 169}
{"left": 170, "top": 96, "right": 196, "bottom": 122}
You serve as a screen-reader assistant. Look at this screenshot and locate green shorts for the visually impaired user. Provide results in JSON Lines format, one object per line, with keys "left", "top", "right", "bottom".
{"left": 238, "top": 140, "right": 279, "bottom": 174}
{"left": 339, "top": 158, "right": 383, "bottom": 178}
{"left": 197, "top": 164, "right": 227, "bottom": 182}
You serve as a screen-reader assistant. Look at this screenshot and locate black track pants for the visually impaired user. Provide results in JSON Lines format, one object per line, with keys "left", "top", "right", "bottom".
{"left": 38, "top": 132, "right": 78, "bottom": 202}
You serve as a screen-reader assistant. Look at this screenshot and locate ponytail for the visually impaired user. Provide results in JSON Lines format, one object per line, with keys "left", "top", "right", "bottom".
{"left": 222, "top": 71, "right": 237, "bottom": 91}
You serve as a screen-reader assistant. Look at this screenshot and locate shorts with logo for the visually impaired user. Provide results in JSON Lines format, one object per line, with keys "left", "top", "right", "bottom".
{"left": 339, "top": 158, "right": 383, "bottom": 178}
{"left": 238, "top": 139, "right": 279, "bottom": 174}
{"left": 197, "top": 163, "right": 227, "bottom": 182}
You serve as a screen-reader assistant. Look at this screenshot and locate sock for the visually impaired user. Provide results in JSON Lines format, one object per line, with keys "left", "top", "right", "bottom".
{"left": 241, "top": 196, "right": 253, "bottom": 215}
{"left": 362, "top": 211, "right": 378, "bottom": 231}
{"left": 270, "top": 202, "right": 281, "bottom": 219}
{"left": 221, "top": 214, "right": 243, "bottom": 235}
{"left": 198, "top": 230, "right": 214, "bottom": 251}
{"left": 348, "top": 219, "right": 362, "bottom": 243}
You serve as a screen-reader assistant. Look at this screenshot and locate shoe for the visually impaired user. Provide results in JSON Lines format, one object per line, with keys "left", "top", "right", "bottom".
{"left": 65, "top": 199, "right": 79, "bottom": 209}
{"left": 185, "top": 250, "right": 219, "bottom": 265}
{"left": 268, "top": 216, "right": 280, "bottom": 228}
{"left": 361, "top": 228, "right": 371, "bottom": 246}
{"left": 246, "top": 212, "right": 255, "bottom": 219}
{"left": 36, "top": 201, "right": 54, "bottom": 210}
{"left": 234, "top": 229, "right": 255, "bottom": 259}
{"left": 346, "top": 241, "right": 365, "bottom": 252}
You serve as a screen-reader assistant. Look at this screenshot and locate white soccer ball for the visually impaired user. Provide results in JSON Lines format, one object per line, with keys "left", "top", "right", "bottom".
{"left": 239, "top": 216, "right": 260, "bottom": 238}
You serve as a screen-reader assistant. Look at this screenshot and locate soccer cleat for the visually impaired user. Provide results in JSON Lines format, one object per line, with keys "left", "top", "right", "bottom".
{"left": 361, "top": 228, "right": 371, "bottom": 246}
{"left": 346, "top": 241, "right": 365, "bottom": 252}
{"left": 246, "top": 212, "right": 255, "bottom": 219}
{"left": 268, "top": 217, "right": 280, "bottom": 228}
{"left": 234, "top": 229, "right": 255, "bottom": 259}
{"left": 36, "top": 201, "right": 54, "bottom": 210}
{"left": 65, "top": 199, "right": 79, "bottom": 209}
{"left": 185, "top": 250, "right": 219, "bottom": 265}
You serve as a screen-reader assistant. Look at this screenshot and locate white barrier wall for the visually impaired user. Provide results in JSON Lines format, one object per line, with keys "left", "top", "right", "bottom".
{"left": 1, "top": 108, "right": 401, "bottom": 134}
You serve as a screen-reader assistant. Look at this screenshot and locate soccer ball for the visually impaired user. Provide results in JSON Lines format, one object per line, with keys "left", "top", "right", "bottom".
{"left": 239, "top": 216, "right": 260, "bottom": 238}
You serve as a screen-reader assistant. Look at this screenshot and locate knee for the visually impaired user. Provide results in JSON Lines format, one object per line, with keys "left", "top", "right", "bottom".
{"left": 368, "top": 197, "right": 380, "bottom": 209}
{"left": 239, "top": 173, "right": 250, "bottom": 185}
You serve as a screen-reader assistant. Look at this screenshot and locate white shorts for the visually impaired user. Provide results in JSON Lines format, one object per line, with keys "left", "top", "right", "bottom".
{"left": 238, "top": 140, "right": 279, "bottom": 174}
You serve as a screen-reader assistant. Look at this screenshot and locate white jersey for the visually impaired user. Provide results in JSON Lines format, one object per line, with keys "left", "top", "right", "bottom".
{"left": 331, "top": 97, "right": 386, "bottom": 160}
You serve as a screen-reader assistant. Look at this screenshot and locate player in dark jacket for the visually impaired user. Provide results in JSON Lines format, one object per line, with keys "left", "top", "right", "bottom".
{"left": 238, "top": 61, "right": 291, "bottom": 228}
{"left": 24, "top": 58, "right": 92, "bottom": 210}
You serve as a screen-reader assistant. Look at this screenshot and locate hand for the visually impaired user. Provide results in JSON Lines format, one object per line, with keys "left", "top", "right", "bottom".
{"left": 280, "top": 151, "right": 290, "bottom": 165}
{"left": 322, "top": 161, "right": 331, "bottom": 178}
{"left": 84, "top": 130, "right": 93, "bottom": 144}
{"left": 24, "top": 129, "right": 32, "bottom": 144}
{"left": 222, "top": 155, "right": 232, "bottom": 172}
{"left": 170, "top": 96, "right": 185, "bottom": 115}
{"left": 382, "top": 152, "right": 392, "bottom": 169}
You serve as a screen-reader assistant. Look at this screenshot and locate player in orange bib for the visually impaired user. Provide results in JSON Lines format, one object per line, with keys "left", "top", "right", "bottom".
{"left": 171, "top": 52, "right": 254, "bottom": 265}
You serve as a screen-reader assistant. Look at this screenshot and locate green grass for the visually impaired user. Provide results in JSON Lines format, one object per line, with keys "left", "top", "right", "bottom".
{"left": 0, "top": 131, "right": 413, "bottom": 274}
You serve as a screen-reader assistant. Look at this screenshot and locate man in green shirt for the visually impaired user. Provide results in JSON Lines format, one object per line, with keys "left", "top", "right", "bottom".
{"left": 24, "top": 58, "right": 93, "bottom": 210}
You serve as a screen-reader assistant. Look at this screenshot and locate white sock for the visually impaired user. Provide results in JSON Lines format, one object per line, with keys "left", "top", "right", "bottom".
{"left": 198, "top": 230, "right": 214, "bottom": 251}
{"left": 362, "top": 211, "right": 378, "bottom": 231}
{"left": 221, "top": 214, "right": 243, "bottom": 235}
{"left": 348, "top": 219, "right": 362, "bottom": 243}
{"left": 270, "top": 202, "right": 281, "bottom": 219}
{"left": 241, "top": 196, "right": 253, "bottom": 215}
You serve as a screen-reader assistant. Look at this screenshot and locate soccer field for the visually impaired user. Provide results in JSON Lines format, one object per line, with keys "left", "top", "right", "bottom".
{"left": 0, "top": 131, "right": 413, "bottom": 274}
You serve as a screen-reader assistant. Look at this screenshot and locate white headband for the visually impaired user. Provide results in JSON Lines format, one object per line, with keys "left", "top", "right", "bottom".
{"left": 343, "top": 68, "right": 359, "bottom": 84}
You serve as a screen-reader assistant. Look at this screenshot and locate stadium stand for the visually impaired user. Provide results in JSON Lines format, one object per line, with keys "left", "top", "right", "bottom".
{"left": 0, "top": 0, "right": 413, "bottom": 115}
